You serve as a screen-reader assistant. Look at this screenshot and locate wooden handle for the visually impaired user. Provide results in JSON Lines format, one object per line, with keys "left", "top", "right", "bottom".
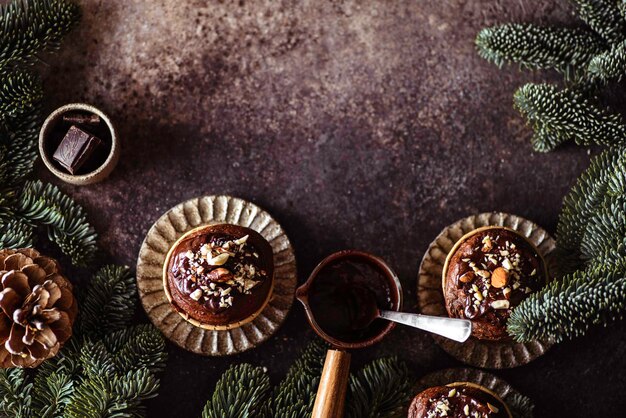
{"left": 311, "top": 349, "right": 351, "bottom": 418}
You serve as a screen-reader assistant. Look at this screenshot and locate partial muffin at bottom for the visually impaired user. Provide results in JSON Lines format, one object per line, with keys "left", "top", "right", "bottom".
{"left": 408, "top": 382, "right": 511, "bottom": 418}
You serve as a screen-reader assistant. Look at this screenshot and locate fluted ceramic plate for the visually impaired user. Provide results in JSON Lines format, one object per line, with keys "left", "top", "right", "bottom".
{"left": 418, "top": 212, "right": 556, "bottom": 368}
{"left": 136, "top": 195, "right": 297, "bottom": 356}
{"left": 415, "top": 368, "right": 534, "bottom": 418}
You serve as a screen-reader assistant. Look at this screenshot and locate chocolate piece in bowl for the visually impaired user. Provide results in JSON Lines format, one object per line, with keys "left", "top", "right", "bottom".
{"left": 52, "top": 125, "right": 103, "bottom": 175}
{"left": 163, "top": 224, "right": 274, "bottom": 330}
{"left": 442, "top": 226, "right": 547, "bottom": 341}
{"left": 408, "top": 382, "right": 511, "bottom": 418}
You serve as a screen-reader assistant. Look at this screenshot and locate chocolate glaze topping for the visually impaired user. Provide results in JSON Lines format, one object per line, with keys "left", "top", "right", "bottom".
{"left": 166, "top": 225, "right": 273, "bottom": 326}
{"left": 444, "top": 228, "right": 546, "bottom": 341}
{"left": 408, "top": 384, "right": 508, "bottom": 418}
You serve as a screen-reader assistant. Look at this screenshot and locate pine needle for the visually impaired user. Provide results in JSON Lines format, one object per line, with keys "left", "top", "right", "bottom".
{"left": 0, "top": 69, "right": 42, "bottom": 118}
{"left": 571, "top": 0, "right": 626, "bottom": 44}
{"left": 0, "top": 368, "right": 32, "bottom": 418}
{"left": 514, "top": 83, "right": 626, "bottom": 152}
{"left": 265, "top": 340, "right": 327, "bottom": 418}
{"left": 202, "top": 364, "right": 271, "bottom": 418}
{"left": 508, "top": 258, "right": 626, "bottom": 342}
{"left": 475, "top": 24, "right": 604, "bottom": 77}
{"left": 345, "top": 357, "right": 412, "bottom": 418}
{"left": 581, "top": 194, "right": 626, "bottom": 260}
{"left": 0, "top": 217, "right": 33, "bottom": 248}
{"left": 30, "top": 371, "right": 73, "bottom": 418}
{"left": 76, "top": 265, "right": 136, "bottom": 338}
{"left": 16, "top": 180, "right": 98, "bottom": 266}
{"left": 0, "top": 0, "right": 81, "bottom": 70}
{"left": 587, "top": 39, "right": 626, "bottom": 83}
{"left": 557, "top": 148, "right": 624, "bottom": 266}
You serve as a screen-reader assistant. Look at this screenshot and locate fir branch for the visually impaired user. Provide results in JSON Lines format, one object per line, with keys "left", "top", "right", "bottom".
{"left": 0, "top": 0, "right": 81, "bottom": 70}
{"left": 16, "top": 180, "right": 97, "bottom": 265}
{"left": 0, "top": 69, "right": 42, "bottom": 119}
{"left": 79, "top": 339, "right": 117, "bottom": 379}
{"left": 587, "top": 39, "right": 626, "bottom": 83}
{"left": 557, "top": 148, "right": 624, "bottom": 266}
{"left": 65, "top": 369, "right": 159, "bottom": 418}
{"left": 103, "top": 325, "right": 167, "bottom": 374}
{"left": 514, "top": 83, "right": 626, "bottom": 152}
{"left": 76, "top": 265, "right": 136, "bottom": 338}
{"left": 571, "top": 0, "right": 626, "bottom": 44}
{"left": 475, "top": 24, "right": 604, "bottom": 76}
{"left": 0, "top": 104, "right": 40, "bottom": 185}
{"left": 581, "top": 194, "right": 626, "bottom": 260}
{"left": 30, "top": 371, "right": 73, "bottom": 418}
{"left": 607, "top": 153, "right": 626, "bottom": 196}
{"left": 508, "top": 259, "right": 626, "bottom": 342}
{"left": 345, "top": 357, "right": 412, "bottom": 418}
{"left": 0, "top": 368, "right": 32, "bottom": 418}
{"left": 265, "top": 340, "right": 327, "bottom": 418}
{"left": 202, "top": 364, "right": 271, "bottom": 418}
{"left": 0, "top": 217, "right": 33, "bottom": 248}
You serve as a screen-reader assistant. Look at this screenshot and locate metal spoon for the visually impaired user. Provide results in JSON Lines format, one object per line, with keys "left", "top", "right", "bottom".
{"left": 351, "top": 286, "right": 472, "bottom": 343}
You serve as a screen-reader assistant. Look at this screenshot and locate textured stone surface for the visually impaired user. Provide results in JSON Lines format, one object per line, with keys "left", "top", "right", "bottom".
{"left": 37, "top": 0, "right": 625, "bottom": 416}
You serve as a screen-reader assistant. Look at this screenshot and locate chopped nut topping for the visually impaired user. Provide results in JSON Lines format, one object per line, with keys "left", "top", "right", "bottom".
{"left": 476, "top": 270, "right": 490, "bottom": 278}
{"left": 487, "top": 403, "right": 499, "bottom": 413}
{"left": 491, "top": 299, "right": 510, "bottom": 310}
{"left": 459, "top": 271, "right": 475, "bottom": 283}
{"left": 176, "top": 233, "right": 268, "bottom": 310}
{"left": 189, "top": 289, "right": 203, "bottom": 301}
{"left": 207, "top": 253, "right": 230, "bottom": 266}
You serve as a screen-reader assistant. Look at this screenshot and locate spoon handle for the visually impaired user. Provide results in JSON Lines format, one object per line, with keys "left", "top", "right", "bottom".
{"left": 379, "top": 311, "right": 472, "bottom": 342}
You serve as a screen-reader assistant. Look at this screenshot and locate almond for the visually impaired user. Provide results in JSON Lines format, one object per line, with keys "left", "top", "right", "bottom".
{"left": 208, "top": 268, "right": 233, "bottom": 282}
{"left": 458, "top": 271, "right": 475, "bottom": 283}
{"left": 491, "top": 267, "right": 509, "bottom": 288}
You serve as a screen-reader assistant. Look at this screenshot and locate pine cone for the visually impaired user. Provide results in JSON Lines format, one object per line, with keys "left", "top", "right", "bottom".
{"left": 0, "top": 248, "right": 77, "bottom": 368}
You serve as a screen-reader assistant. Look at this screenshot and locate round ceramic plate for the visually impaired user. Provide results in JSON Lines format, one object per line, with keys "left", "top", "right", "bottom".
{"left": 415, "top": 368, "right": 534, "bottom": 418}
{"left": 136, "top": 195, "right": 297, "bottom": 356}
{"left": 417, "top": 212, "right": 556, "bottom": 368}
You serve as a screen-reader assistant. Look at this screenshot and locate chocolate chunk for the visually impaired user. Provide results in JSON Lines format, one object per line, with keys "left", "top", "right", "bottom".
{"left": 62, "top": 112, "right": 101, "bottom": 125}
{"left": 52, "top": 125, "right": 103, "bottom": 175}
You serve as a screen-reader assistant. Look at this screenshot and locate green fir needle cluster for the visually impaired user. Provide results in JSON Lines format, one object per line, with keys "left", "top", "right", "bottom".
{"left": 201, "top": 341, "right": 412, "bottom": 418}
{"left": 477, "top": 3, "right": 626, "bottom": 342}
{"left": 509, "top": 148, "right": 626, "bottom": 342}
{"left": 476, "top": 1, "right": 626, "bottom": 152}
{"left": 0, "top": 266, "right": 167, "bottom": 418}
{"left": 0, "top": 0, "right": 96, "bottom": 266}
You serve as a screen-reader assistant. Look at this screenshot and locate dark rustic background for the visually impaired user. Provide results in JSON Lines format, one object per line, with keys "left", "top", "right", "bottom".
{"left": 35, "top": 1, "right": 625, "bottom": 416}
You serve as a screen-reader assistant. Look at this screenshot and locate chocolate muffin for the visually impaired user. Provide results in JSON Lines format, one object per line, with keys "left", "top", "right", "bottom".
{"left": 163, "top": 224, "right": 274, "bottom": 330}
{"left": 408, "top": 382, "right": 511, "bottom": 418}
{"left": 442, "top": 226, "right": 547, "bottom": 341}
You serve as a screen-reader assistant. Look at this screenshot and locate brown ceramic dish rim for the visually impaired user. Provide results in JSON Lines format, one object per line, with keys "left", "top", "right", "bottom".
{"left": 38, "top": 103, "right": 119, "bottom": 185}
{"left": 296, "top": 249, "right": 403, "bottom": 350}
{"left": 441, "top": 225, "right": 549, "bottom": 292}
{"left": 162, "top": 223, "right": 275, "bottom": 331}
{"left": 445, "top": 382, "right": 513, "bottom": 418}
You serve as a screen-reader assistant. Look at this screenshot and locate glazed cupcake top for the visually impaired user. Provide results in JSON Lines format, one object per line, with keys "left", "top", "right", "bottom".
{"left": 408, "top": 384, "right": 508, "bottom": 418}
{"left": 166, "top": 225, "right": 273, "bottom": 326}
{"left": 444, "top": 228, "right": 546, "bottom": 340}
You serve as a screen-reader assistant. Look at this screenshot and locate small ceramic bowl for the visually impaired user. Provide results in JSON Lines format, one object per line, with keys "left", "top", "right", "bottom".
{"left": 296, "top": 250, "right": 403, "bottom": 350}
{"left": 39, "top": 103, "right": 120, "bottom": 185}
